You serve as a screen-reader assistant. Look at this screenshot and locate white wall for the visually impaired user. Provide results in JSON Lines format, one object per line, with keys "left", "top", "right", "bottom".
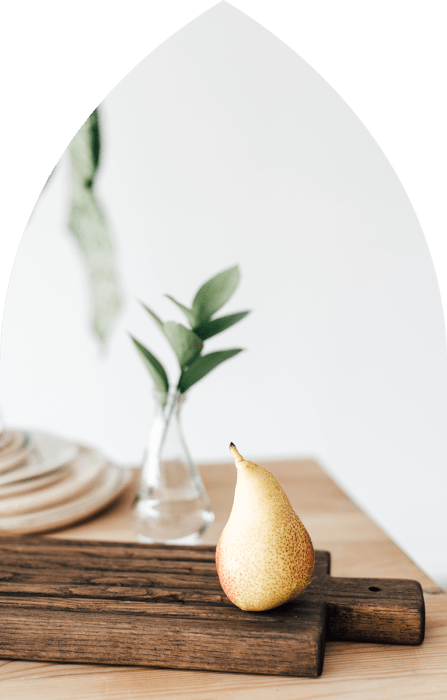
{"left": 1, "top": 4, "right": 446, "bottom": 585}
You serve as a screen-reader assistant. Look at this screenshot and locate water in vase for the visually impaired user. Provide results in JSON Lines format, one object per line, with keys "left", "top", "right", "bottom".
{"left": 132, "top": 391, "right": 215, "bottom": 544}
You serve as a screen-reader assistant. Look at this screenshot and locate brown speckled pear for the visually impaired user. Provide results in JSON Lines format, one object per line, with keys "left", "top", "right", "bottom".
{"left": 216, "top": 443, "right": 315, "bottom": 611}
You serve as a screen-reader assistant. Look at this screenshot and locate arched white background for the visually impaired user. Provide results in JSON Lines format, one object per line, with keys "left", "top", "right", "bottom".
{"left": 0, "top": 2, "right": 447, "bottom": 583}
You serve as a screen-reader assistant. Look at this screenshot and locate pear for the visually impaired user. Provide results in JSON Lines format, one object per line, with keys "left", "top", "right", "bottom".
{"left": 215, "top": 443, "right": 315, "bottom": 611}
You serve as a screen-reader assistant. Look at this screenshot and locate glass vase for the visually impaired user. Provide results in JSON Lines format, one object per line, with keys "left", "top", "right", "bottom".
{"left": 132, "top": 390, "right": 215, "bottom": 544}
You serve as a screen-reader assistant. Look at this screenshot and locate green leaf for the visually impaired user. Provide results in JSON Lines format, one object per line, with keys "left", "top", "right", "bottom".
{"left": 194, "top": 311, "right": 250, "bottom": 340}
{"left": 69, "top": 109, "right": 101, "bottom": 187}
{"left": 130, "top": 336, "right": 169, "bottom": 393}
{"left": 178, "top": 349, "right": 243, "bottom": 393}
{"left": 192, "top": 265, "right": 240, "bottom": 324}
{"left": 69, "top": 109, "right": 121, "bottom": 342}
{"left": 165, "top": 295, "right": 198, "bottom": 328}
{"left": 162, "top": 322, "right": 203, "bottom": 369}
{"left": 139, "top": 304, "right": 202, "bottom": 368}
{"left": 140, "top": 302, "right": 164, "bottom": 331}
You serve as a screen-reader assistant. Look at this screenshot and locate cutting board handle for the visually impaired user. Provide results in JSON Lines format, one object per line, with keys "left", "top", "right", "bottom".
{"left": 324, "top": 576, "right": 425, "bottom": 644}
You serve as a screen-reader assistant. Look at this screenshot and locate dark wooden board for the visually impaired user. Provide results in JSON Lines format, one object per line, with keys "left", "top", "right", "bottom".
{"left": 0, "top": 536, "right": 424, "bottom": 677}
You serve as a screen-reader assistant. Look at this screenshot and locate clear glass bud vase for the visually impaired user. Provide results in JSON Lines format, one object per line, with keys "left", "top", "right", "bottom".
{"left": 132, "top": 390, "right": 215, "bottom": 544}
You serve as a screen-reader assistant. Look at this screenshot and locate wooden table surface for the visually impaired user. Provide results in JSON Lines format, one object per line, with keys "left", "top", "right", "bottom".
{"left": 0, "top": 458, "right": 446, "bottom": 699}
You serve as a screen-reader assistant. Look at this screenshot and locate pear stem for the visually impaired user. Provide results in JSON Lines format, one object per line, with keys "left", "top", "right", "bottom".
{"left": 229, "top": 442, "right": 244, "bottom": 463}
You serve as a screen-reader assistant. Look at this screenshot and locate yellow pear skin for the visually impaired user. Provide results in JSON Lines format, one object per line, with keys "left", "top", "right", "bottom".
{"left": 216, "top": 443, "right": 315, "bottom": 611}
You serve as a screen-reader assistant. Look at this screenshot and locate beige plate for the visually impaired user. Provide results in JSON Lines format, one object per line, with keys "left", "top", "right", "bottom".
{"left": 0, "top": 430, "right": 14, "bottom": 451}
{"left": 0, "top": 433, "right": 78, "bottom": 487}
{"left": 0, "top": 430, "right": 26, "bottom": 457}
{"left": 0, "top": 464, "right": 133, "bottom": 535}
{"left": 0, "top": 432, "right": 30, "bottom": 474}
{"left": 0, "top": 446, "right": 31, "bottom": 474}
{"left": 0, "top": 447, "right": 107, "bottom": 516}
{"left": 0, "top": 464, "right": 73, "bottom": 499}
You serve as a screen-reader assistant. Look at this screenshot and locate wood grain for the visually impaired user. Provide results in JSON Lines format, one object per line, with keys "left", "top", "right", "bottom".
{"left": 0, "top": 535, "right": 424, "bottom": 677}
{"left": 0, "top": 459, "right": 445, "bottom": 699}
{"left": 0, "top": 537, "right": 326, "bottom": 677}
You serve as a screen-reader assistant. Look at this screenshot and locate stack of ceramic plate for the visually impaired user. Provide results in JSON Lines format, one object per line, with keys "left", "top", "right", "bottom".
{"left": 0, "top": 428, "right": 133, "bottom": 535}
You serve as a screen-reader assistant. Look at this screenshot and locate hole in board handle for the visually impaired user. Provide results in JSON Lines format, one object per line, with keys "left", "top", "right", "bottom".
{"left": 368, "top": 586, "right": 381, "bottom": 592}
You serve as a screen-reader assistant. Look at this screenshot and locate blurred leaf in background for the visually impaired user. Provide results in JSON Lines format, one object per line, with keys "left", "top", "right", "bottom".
{"left": 68, "top": 109, "right": 122, "bottom": 343}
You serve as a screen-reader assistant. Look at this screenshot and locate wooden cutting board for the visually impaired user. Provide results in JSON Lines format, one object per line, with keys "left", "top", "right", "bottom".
{"left": 0, "top": 536, "right": 424, "bottom": 677}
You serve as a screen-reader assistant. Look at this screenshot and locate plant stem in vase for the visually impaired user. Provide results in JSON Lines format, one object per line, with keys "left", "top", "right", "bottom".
{"left": 130, "top": 264, "right": 250, "bottom": 544}
{"left": 133, "top": 390, "right": 214, "bottom": 544}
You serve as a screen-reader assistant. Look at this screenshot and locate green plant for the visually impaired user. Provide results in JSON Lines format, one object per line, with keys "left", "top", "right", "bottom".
{"left": 131, "top": 265, "right": 249, "bottom": 397}
{"left": 68, "top": 108, "right": 122, "bottom": 342}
